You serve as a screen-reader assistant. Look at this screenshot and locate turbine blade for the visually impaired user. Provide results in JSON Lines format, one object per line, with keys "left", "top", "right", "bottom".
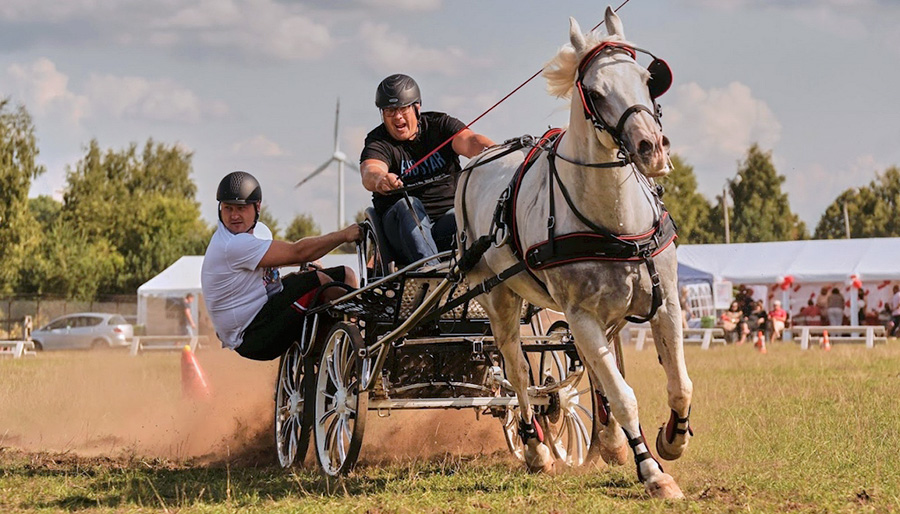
{"left": 338, "top": 157, "right": 359, "bottom": 172}
{"left": 333, "top": 98, "right": 340, "bottom": 153}
{"left": 295, "top": 158, "right": 334, "bottom": 188}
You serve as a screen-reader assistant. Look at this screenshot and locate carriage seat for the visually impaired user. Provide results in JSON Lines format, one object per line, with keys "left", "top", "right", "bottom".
{"left": 364, "top": 207, "right": 454, "bottom": 273}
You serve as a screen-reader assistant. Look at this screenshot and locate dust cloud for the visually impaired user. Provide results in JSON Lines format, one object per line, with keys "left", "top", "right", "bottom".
{"left": 0, "top": 347, "right": 507, "bottom": 467}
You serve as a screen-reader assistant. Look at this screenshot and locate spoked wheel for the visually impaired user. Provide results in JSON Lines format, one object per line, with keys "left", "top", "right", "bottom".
{"left": 314, "top": 322, "right": 368, "bottom": 476}
{"left": 274, "top": 341, "right": 312, "bottom": 468}
{"left": 359, "top": 217, "right": 389, "bottom": 284}
{"left": 536, "top": 320, "right": 597, "bottom": 467}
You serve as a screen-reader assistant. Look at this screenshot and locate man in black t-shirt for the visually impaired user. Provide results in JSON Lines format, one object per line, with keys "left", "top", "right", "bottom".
{"left": 360, "top": 74, "right": 494, "bottom": 266}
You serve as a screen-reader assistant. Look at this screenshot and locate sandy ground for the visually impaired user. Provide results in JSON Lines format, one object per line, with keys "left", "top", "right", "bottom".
{"left": 0, "top": 346, "right": 509, "bottom": 467}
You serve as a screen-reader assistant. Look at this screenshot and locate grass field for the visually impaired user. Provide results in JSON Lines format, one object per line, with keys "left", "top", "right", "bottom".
{"left": 1, "top": 340, "right": 899, "bottom": 513}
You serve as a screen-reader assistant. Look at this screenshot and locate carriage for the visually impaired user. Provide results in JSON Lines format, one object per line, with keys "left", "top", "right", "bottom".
{"left": 274, "top": 208, "right": 600, "bottom": 476}
{"left": 274, "top": 7, "right": 691, "bottom": 499}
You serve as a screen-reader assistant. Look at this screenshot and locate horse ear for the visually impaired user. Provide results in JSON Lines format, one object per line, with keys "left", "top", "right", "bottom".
{"left": 569, "top": 17, "right": 587, "bottom": 54}
{"left": 604, "top": 6, "right": 625, "bottom": 39}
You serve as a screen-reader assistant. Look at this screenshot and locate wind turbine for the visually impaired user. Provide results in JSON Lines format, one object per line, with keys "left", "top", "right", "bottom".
{"left": 294, "top": 98, "right": 359, "bottom": 230}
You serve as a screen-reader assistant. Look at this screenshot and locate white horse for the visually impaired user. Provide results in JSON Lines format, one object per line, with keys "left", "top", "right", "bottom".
{"left": 455, "top": 7, "right": 692, "bottom": 499}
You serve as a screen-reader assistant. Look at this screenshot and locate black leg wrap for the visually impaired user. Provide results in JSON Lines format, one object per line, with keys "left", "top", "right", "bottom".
{"left": 623, "top": 426, "right": 661, "bottom": 483}
{"left": 518, "top": 415, "right": 544, "bottom": 444}
{"left": 665, "top": 407, "right": 693, "bottom": 444}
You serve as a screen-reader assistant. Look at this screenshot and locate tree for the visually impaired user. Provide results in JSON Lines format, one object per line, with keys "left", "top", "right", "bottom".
{"left": 728, "top": 144, "right": 807, "bottom": 242}
{"left": 0, "top": 100, "right": 45, "bottom": 294}
{"left": 285, "top": 213, "right": 321, "bottom": 241}
{"left": 28, "top": 195, "right": 62, "bottom": 229}
{"left": 656, "top": 154, "right": 717, "bottom": 244}
{"left": 815, "top": 166, "right": 900, "bottom": 239}
{"left": 51, "top": 138, "right": 209, "bottom": 294}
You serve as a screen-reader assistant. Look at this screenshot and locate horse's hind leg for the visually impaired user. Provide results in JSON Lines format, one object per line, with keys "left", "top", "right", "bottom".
{"left": 568, "top": 311, "right": 683, "bottom": 499}
{"left": 585, "top": 366, "right": 628, "bottom": 466}
{"left": 650, "top": 296, "right": 694, "bottom": 461}
{"left": 483, "top": 287, "right": 555, "bottom": 473}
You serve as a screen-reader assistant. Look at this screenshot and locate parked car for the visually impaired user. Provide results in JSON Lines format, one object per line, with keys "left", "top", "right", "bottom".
{"left": 31, "top": 313, "right": 134, "bottom": 351}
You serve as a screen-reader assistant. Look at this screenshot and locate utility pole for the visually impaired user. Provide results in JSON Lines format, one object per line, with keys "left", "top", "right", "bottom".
{"left": 843, "top": 202, "right": 851, "bottom": 239}
{"left": 723, "top": 185, "right": 730, "bottom": 244}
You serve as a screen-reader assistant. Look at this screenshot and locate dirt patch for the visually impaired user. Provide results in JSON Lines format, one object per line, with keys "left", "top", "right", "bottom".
{"left": 0, "top": 348, "right": 507, "bottom": 467}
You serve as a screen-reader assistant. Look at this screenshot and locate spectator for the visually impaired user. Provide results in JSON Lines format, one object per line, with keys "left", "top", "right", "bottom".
{"left": 816, "top": 286, "right": 830, "bottom": 324}
{"left": 746, "top": 299, "right": 767, "bottom": 336}
{"left": 826, "top": 287, "right": 845, "bottom": 326}
{"left": 857, "top": 288, "right": 867, "bottom": 325}
{"left": 798, "top": 299, "right": 822, "bottom": 326}
{"left": 680, "top": 286, "right": 692, "bottom": 329}
{"left": 180, "top": 293, "right": 197, "bottom": 337}
{"left": 890, "top": 285, "right": 900, "bottom": 336}
{"left": 769, "top": 300, "right": 788, "bottom": 343}
{"left": 722, "top": 301, "right": 749, "bottom": 345}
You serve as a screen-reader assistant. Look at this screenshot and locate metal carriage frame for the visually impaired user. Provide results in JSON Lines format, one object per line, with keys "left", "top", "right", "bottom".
{"left": 274, "top": 215, "right": 601, "bottom": 476}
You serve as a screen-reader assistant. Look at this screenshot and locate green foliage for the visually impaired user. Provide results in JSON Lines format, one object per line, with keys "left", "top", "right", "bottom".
{"left": 284, "top": 213, "right": 321, "bottom": 241}
{"left": 728, "top": 144, "right": 807, "bottom": 242}
{"left": 257, "top": 205, "right": 282, "bottom": 239}
{"left": 815, "top": 166, "right": 900, "bottom": 239}
{"left": 44, "top": 138, "right": 210, "bottom": 295}
{"left": 28, "top": 195, "right": 61, "bottom": 229}
{"left": 656, "top": 154, "right": 717, "bottom": 244}
{"left": 0, "top": 100, "right": 45, "bottom": 294}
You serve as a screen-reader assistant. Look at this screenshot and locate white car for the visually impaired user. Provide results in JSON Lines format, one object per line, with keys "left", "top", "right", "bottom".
{"left": 31, "top": 313, "right": 134, "bottom": 351}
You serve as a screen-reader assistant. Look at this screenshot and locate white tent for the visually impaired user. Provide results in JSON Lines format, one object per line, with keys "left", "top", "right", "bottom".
{"left": 136, "top": 254, "right": 361, "bottom": 330}
{"left": 677, "top": 238, "right": 900, "bottom": 322}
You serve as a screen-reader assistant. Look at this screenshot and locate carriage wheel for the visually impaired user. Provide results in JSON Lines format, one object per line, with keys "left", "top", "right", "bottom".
{"left": 537, "top": 320, "right": 597, "bottom": 467}
{"left": 359, "top": 219, "right": 388, "bottom": 283}
{"left": 274, "top": 341, "right": 312, "bottom": 468}
{"left": 314, "top": 322, "right": 368, "bottom": 476}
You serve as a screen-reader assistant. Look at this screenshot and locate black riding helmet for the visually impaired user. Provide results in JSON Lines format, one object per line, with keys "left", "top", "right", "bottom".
{"left": 375, "top": 74, "right": 421, "bottom": 110}
{"left": 216, "top": 171, "right": 262, "bottom": 231}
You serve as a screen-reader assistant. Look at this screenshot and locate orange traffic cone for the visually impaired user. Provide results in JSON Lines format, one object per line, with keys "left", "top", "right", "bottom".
{"left": 181, "top": 345, "right": 211, "bottom": 399}
{"left": 821, "top": 330, "right": 831, "bottom": 351}
{"left": 756, "top": 331, "right": 767, "bottom": 354}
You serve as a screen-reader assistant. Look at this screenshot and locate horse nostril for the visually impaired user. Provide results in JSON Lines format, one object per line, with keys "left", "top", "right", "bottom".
{"left": 661, "top": 135, "right": 670, "bottom": 150}
{"left": 638, "top": 139, "right": 654, "bottom": 157}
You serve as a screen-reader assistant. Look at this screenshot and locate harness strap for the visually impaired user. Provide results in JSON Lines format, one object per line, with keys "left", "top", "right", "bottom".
{"left": 418, "top": 261, "right": 527, "bottom": 326}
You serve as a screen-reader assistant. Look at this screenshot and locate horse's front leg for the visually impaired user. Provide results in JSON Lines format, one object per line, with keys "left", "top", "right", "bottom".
{"left": 485, "top": 288, "right": 555, "bottom": 473}
{"left": 649, "top": 294, "right": 694, "bottom": 461}
{"left": 568, "top": 311, "right": 684, "bottom": 499}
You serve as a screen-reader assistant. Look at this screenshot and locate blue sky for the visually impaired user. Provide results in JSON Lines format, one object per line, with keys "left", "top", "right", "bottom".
{"left": 2, "top": 0, "right": 898, "bottom": 233}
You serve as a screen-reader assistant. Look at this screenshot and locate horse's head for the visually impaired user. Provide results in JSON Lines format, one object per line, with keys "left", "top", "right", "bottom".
{"left": 545, "top": 7, "right": 672, "bottom": 178}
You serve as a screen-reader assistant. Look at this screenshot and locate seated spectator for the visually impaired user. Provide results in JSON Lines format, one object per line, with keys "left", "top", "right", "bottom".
{"left": 747, "top": 299, "right": 767, "bottom": 336}
{"left": 827, "top": 287, "right": 845, "bottom": 326}
{"left": 798, "top": 300, "right": 823, "bottom": 326}
{"left": 769, "top": 300, "right": 788, "bottom": 343}
{"left": 722, "top": 301, "right": 749, "bottom": 345}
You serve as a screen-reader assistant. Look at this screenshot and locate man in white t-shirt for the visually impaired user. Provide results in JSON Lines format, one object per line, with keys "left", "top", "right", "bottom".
{"left": 201, "top": 171, "right": 360, "bottom": 360}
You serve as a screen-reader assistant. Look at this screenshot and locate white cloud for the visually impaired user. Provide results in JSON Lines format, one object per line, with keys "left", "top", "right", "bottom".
{"left": 3, "top": 58, "right": 89, "bottom": 124}
{"left": 0, "top": 0, "right": 333, "bottom": 62}
{"left": 358, "top": 22, "right": 488, "bottom": 75}
{"left": 85, "top": 74, "right": 229, "bottom": 124}
{"left": 232, "top": 135, "right": 287, "bottom": 157}
{"left": 355, "top": 0, "right": 441, "bottom": 10}
{"left": 666, "top": 81, "right": 781, "bottom": 172}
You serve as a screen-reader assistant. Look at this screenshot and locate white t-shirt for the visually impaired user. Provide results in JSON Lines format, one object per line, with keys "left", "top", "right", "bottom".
{"left": 201, "top": 221, "right": 282, "bottom": 350}
{"left": 892, "top": 292, "right": 900, "bottom": 316}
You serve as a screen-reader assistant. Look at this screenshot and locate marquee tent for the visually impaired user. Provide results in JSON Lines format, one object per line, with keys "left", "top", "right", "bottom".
{"left": 676, "top": 238, "right": 900, "bottom": 320}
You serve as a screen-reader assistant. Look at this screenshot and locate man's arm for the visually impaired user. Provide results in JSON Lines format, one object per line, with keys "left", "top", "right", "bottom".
{"left": 257, "top": 225, "right": 360, "bottom": 269}
{"left": 361, "top": 159, "right": 403, "bottom": 194}
{"left": 451, "top": 128, "right": 495, "bottom": 159}
{"left": 184, "top": 307, "right": 196, "bottom": 328}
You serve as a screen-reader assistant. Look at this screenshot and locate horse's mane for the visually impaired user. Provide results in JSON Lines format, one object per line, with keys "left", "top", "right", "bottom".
{"left": 543, "top": 32, "right": 627, "bottom": 99}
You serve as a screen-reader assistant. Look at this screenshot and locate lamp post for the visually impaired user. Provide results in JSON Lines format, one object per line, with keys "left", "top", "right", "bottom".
{"left": 722, "top": 184, "right": 731, "bottom": 244}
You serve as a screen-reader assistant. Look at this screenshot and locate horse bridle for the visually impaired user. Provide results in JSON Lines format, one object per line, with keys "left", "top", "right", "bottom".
{"left": 574, "top": 41, "right": 672, "bottom": 163}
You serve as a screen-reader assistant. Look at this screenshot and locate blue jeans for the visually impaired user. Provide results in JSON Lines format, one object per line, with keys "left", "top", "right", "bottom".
{"left": 383, "top": 198, "right": 455, "bottom": 266}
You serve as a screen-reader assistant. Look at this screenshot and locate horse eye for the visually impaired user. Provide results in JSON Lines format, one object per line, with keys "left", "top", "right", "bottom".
{"left": 588, "top": 90, "right": 605, "bottom": 103}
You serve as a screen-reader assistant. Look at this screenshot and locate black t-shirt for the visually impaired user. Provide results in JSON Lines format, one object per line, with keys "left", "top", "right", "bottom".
{"left": 360, "top": 111, "right": 466, "bottom": 220}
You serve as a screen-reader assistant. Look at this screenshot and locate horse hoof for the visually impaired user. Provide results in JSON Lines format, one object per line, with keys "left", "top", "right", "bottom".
{"left": 524, "top": 442, "right": 555, "bottom": 474}
{"left": 600, "top": 443, "right": 629, "bottom": 466}
{"left": 645, "top": 473, "right": 684, "bottom": 499}
{"left": 655, "top": 424, "right": 687, "bottom": 461}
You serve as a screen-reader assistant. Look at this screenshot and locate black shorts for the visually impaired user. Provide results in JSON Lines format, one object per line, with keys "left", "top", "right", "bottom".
{"left": 237, "top": 266, "right": 347, "bottom": 361}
